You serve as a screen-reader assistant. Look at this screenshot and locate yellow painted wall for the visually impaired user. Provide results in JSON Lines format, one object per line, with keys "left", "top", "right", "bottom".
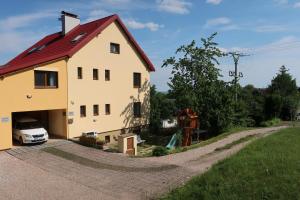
{"left": 0, "top": 59, "right": 68, "bottom": 150}
{"left": 48, "top": 109, "right": 67, "bottom": 138}
{"left": 67, "top": 21, "right": 151, "bottom": 138}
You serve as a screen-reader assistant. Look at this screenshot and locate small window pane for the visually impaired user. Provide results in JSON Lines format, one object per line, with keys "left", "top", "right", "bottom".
{"left": 134, "top": 102, "right": 141, "bottom": 118}
{"left": 47, "top": 72, "right": 58, "bottom": 87}
{"left": 105, "top": 70, "right": 110, "bottom": 81}
{"left": 105, "top": 135, "right": 110, "bottom": 143}
{"left": 93, "top": 105, "right": 99, "bottom": 116}
{"left": 80, "top": 105, "right": 86, "bottom": 117}
{"left": 93, "top": 69, "right": 98, "bottom": 80}
{"left": 133, "top": 73, "right": 141, "bottom": 88}
{"left": 105, "top": 104, "right": 110, "bottom": 115}
{"left": 110, "top": 43, "right": 120, "bottom": 54}
{"left": 35, "top": 71, "right": 45, "bottom": 87}
{"left": 78, "top": 67, "right": 82, "bottom": 79}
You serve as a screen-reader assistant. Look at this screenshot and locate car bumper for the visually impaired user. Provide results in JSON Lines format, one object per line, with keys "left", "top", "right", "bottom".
{"left": 23, "top": 137, "right": 48, "bottom": 144}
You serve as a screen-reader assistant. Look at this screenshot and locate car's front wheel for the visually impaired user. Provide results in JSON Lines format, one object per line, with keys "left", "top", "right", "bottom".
{"left": 19, "top": 137, "right": 24, "bottom": 145}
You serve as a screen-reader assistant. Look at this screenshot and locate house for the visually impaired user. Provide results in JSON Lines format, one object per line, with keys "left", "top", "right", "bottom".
{"left": 0, "top": 11, "right": 155, "bottom": 150}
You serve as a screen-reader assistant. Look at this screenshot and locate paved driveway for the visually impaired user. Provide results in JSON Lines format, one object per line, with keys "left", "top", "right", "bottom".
{"left": 0, "top": 126, "right": 287, "bottom": 200}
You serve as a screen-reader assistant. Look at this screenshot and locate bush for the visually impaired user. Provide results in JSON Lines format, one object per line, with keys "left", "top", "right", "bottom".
{"left": 79, "top": 136, "right": 97, "bottom": 147}
{"left": 79, "top": 136, "right": 106, "bottom": 149}
{"left": 260, "top": 118, "right": 281, "bottom": 127}
{"left": 152, "top": 146, "right": 169, "bottom": 157}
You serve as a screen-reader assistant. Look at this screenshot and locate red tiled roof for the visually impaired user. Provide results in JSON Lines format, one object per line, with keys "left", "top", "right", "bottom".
{"left": 0, "top": 14, "right": 155, "bottom": 76}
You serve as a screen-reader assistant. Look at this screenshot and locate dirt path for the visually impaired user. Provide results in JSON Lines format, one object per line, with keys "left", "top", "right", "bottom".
{"left": 0, "top": 126, "right": 288, "bottom": 200}
{"left": 142, "top": 126, "right": 288, "bottom": 172}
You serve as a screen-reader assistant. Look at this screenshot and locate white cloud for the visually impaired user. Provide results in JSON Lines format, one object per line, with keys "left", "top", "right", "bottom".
{"left": 85, "top": 9, "right": 111, "bottom": 22}
{"left": 157, "top": 0, "right": 192, "bottom": 14}
{"left": 220, "top": 46, "right": 250, "bottom": 54}
{"left": 294, "top": 2, "right": 300, "bottom": 8}
{"left": 205, "top": 17, "right": 231, "bottom": 27}
{"left": 220, "top": 36, "right": 300, "bottom": 88}
{"left": 255, "top": 25, "right": 287, "bottom": 33}
{"left": 0, "top": 11, "right": 55, "bottom": 30}
{"left": 204, "top": 17, "right": 239, "bottom": 31}
{"left": 0, "top": 31, "right": 43, "bottom": 53}
{"left": 206, "top": 0, "right": 223, "bottom": 5}
{"left": 125, "top": 19, "right": 164, "bottom": 31}
{"left": 256, "top": 36, "right": 299, "bottom": 52}
{"left": 0, "top": 11, "right": 56, "bottom": 64}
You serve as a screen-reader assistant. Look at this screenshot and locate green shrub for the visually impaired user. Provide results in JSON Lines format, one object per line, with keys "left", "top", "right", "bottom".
{"left": 79, "top": 136, "right": 107, "bottom": 149}
{"left": 260, "top": 118, "right": 281, "bottom": 127}
{"left": 152, "top": 146, "right": 169, "bottom": 157}
{"left": 79, "top": 136, "right": 96, "bottom": 147}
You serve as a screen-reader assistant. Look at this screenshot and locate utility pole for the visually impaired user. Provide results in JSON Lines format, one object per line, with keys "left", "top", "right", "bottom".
{"left": 228, "top": 52, "right": 249, "bottom": 102}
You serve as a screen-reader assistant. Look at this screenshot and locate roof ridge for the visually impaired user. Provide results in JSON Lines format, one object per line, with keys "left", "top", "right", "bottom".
{"left": 81, "top": 14, "right": 118, "bottom": 26}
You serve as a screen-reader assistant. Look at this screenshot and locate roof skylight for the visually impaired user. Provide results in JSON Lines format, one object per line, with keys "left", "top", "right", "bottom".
{"left": 71, "top": 32, "right": 86, "bottom": 43}
{"left": 27, "top": 44, "right": 46, "bottom": 55}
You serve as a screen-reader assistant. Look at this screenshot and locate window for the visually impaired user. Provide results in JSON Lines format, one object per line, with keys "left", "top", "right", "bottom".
{"left": 71, "top": 32, "right": 86, "bottom": 43}
{"left": 93, "top": 68, "right": 99, "bottom": 80}
{"left": 105, "top": 70, "right": 110, "bottom": 81}
{"left": 77, "top": 67, "right": 82, "bottom": 79}
{"left": 80, "top": 105, "right": 86, "bottom": 117}
{"left": 133, "top": 73, "right": 141, "bottom": 88}
{"left": 34, "top": 70, "right": 58, "bottom": 88}
{"left": 105, "top": 135, "right": 110, "bottom": 143}
{"left": 27, "top": 45, "right": 46, "bottom": 55}
{"left": 105, "top": 104, "right": 111, "bottom": 115}
{"left": 93, "top": 105, "right": 99, "bottom": 116}
{"left": 110, "top": 43, "right": 120, "bottom": 54}
{"left": 133, "top": 102, "right": 141, "bottom": 118}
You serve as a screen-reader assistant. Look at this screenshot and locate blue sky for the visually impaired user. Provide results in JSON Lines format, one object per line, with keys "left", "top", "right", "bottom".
{"left": 1, "top": 0, "right": 300, "bottom": 91}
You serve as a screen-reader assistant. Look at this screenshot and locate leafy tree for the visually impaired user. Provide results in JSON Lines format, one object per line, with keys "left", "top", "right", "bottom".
{"left": 150, "top": 85, "right": 177, "bottom": 134}
{"left": 266, "top": 66, "right": 300, "bottom": 120}
{"left": 239, "top": 85, "right": 266, "bottom": 126}
{"left": 163, "top": 33, "right": 235, "bottom": 133}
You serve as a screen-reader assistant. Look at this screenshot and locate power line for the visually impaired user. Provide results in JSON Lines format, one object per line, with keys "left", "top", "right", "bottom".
{"left": 228, "top": 52, "right": 250, "bottom": 102}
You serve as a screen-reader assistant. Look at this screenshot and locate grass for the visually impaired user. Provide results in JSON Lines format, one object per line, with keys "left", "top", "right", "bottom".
{"left": 260, "top": 118, "right": 281, "bottom": 127}
{"left": 168, "top": 126, "right": 255, "bottom": 154}
{"left": 161, "top": 127, "right": 300, "bottom": 200}
{"left": 214, "top": 134, "right": 255, "bottom": 152}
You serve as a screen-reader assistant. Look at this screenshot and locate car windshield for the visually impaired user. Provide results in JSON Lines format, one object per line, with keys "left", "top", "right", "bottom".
{"left": 16, "top": 121, "right": 42, "bottom": 130}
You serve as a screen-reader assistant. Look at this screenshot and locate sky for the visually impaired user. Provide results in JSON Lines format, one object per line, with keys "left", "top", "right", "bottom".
{"left": 0, "top": 0, "right": 300, "bottom": 91}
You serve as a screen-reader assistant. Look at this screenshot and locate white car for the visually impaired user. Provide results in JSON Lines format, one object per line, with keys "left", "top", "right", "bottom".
{"left": 13, "top": 117, "right": 48, "bottom": 145}
{"left": 82, "top": 131, "right": 98, "bottom": 138}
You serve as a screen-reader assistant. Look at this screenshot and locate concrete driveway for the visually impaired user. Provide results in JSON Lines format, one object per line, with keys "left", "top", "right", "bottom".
{"left": 0, "top": 126, "right": 287, "bottom": 200}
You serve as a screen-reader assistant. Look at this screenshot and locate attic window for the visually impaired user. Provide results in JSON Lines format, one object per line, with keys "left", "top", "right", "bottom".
{"left": 27, "top": 45, "right": 46, "bottom": 55}
{"left": 71, "top": 33, "right": 86, "bottom": 43}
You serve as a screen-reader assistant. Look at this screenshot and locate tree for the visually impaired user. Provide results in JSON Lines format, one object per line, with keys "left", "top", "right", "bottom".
{"left": 163, "top": 33, "right": 235, "bottom": 133}
{"left": 266, "top": 66, "right": 300, "bottom": 120}
{"left": 149, "top": 85, "right": 177, "bottom": 134}
{"left": 239, "top": 85, "right": 266, "bottom": 126}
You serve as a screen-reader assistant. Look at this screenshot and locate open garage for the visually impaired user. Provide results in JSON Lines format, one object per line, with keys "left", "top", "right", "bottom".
{"left": 11, "top": 109, "right": 67, "bottom": 145}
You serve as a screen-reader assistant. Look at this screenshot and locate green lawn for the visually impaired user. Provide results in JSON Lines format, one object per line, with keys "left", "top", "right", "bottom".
{"left": 161, "top": 127, "right": 300, "bottom": 200}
